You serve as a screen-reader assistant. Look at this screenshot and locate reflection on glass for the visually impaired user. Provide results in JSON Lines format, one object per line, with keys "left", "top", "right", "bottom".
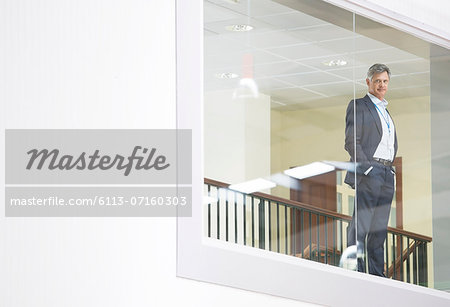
{"left": 233, "top": 54, "right": 259, "bottom": 99}
{"left": 203, "top": 0, "right": 448, "bottom": 291}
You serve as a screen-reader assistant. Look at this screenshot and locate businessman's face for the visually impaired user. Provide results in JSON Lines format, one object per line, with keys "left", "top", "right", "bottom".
{"left": 366, "top": 71, "right": 389, "bottom": 100}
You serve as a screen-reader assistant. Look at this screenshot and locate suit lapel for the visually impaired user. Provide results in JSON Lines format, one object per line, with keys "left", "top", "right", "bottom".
{"left": 363, "top": 95, "right": 382, "bottom": 135}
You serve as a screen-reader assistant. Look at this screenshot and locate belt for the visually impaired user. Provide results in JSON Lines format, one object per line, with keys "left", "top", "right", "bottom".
{"left": 373, "top": 157, "right": 393, "bottom": 166}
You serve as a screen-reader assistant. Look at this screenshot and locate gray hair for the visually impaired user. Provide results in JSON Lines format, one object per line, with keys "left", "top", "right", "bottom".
{"left": 367, "top": 63, "right": 391, "bottom": 80}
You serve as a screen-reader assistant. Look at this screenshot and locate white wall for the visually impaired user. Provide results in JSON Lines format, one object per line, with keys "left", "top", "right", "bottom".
{"left": 204, "top": 90, "right": 271, "bottom": 184}
{"left": 365, "top": 0, "right": 450, "bottom": 35}
{"left": 0, "top": 1, "right": 313, "bottom": 306}
{"left": 318, "top": 0, "right": 449, "bottom": 50}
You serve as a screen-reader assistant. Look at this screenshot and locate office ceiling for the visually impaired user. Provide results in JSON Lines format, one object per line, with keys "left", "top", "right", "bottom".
{"left": 204, "top": 0, "right": 430, "bottom": 110}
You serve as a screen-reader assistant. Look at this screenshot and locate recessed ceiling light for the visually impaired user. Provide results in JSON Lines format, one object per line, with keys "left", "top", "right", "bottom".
{"left": 284, "top": 162, "right": 335, "bottom": 180}
{"left": 225, "top": 24, "right": 254, "bottom": 32}
{"left": 215, "top": 72, "right": 239, "bottom": 79}
{"left": 323, "top": 59, "right": 348, "bottom": 67}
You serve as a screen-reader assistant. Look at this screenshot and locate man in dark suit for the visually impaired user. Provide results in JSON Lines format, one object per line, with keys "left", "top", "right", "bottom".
{"left": 344, "top": 63, "right": 398, "bottom": 277}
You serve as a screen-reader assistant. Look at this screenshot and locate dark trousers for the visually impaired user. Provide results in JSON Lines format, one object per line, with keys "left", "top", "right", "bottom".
{"left": 347, "top": 163, "right": 395, "bottom": 276}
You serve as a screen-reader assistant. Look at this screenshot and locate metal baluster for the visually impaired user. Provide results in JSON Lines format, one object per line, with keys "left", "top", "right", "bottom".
{"left": 216, "top": 187, "right": 220, "bottom": 240}
{"left": 251, "top": 197, "right": 255, "bottom": 247}
{"left": 259, "top": 199, "right": 265, "bottom": 249}
{"left": 316, "top": 214, "right": 320, "bottom": 262}
{"left": 207, "top": 184, "right": 211, "bottom": 238}
{"left": 285, "top": 205, "right": 288, "bottom": 255}
{"left": 234, "top": 191, "right": 237, "bottom": 244}
{"left": 277, "top": 203, "right": 280, "bottom": 253}
{"left": 243, "top": 194, "right": 246, "bottom": 246}
{"left": 385, "top": 233, "right": 389, "bottom": 278}
{"left": 332, "top": 217, "right": 336, "bottom": 265}
{"left": 225, "top": 189, "right": 229, "bottom": 242}
{"left": 418, "top": 242, "right": 424, "bottom": 286}
{"left": 292, "top": 208, "right": 296, "bottom": 256}
{"left": 413, "top": 239, "right": 418, "bottom": 285}
{"left": 300, "top": 209, "right": 304, "bottom": 258}
{"left": 324, "top": 216, "right": 328, "bottom": 264}
{"left": 423, "top": 242, "right": 428, "bottom": 287}
{"left": 268, "top": 201, "right": 272, "bottom": 251}
{"left": 340, "top": 220, "right": 343, "bottom": 261}
{"left": 400, "top": 235, "right": 404, "bottom": 281}
{"left": 406, "top": 238, "right": 411, "bottom": 283}
{"left": 309, "top": 212, "right": 312, "bottom": 260}
{"left": 393, "top": 233, "right": 396, "bottom": 280}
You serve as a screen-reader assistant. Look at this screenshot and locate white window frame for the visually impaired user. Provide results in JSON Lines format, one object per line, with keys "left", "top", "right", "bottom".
{"left": 175, "top": 0, "right": 450, "bottom": 305}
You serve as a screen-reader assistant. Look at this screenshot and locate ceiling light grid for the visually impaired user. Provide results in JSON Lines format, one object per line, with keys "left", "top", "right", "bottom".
{"left": 204, "top": 0, "right": 429, "bottom": 110}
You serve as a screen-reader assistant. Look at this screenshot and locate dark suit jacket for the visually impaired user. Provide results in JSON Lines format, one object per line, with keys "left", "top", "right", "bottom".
{"left": 344, "top": 95, "right": 398, "bottom": 188}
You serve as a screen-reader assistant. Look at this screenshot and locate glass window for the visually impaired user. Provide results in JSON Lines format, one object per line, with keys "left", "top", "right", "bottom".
{"left": 198, "top": 0, "right": 450, "bottom": 297}
{"left": 336, "top": 171, "right": 342, "bottom": 185}
{"left": 204, "top": 0, "right": 355, "bottom": 268}
{"left": 337, "top": 192, "right": 342, "bottom": 213}
{"left": 348, "top": 195, "right": 354, "bottom": 217}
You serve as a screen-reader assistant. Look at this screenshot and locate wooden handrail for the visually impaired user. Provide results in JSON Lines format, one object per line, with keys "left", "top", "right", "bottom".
{"left": 205, "top": 178, "right": 351, "bottom": 221}
{"left": 204, "top": 177, "right": 432, "bottom": 243}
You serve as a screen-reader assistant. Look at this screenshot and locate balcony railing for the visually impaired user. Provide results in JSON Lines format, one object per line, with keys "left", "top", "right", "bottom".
{"left": 204, "top": 178, "right": 432, "bottom": 286}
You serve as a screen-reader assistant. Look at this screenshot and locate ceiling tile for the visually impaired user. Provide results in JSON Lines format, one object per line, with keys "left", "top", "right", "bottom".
{"left": 323, "top": 65, "right": 369, "bottom": 81}
{"left": 276, "top": 71, "right": 347, "bottom": 87}
{"left": 253, "top": 61, "right": 314, "bottom": 77}
{"left": 205, "top": 35, "right": 248, "bottom": 56}
{"left": 203, "top": 0, "right": 431, "bottom": 110}
{"left": 268, "top": 43, "right": 341, "bottom": 60}
{"left": 354, "top": 47, "right": 418, "bottom": 64}
{"left": 309, "top": 36, "right": 390, "bottom": 58}
{"left": 289, "top": 24, "right": 354, "bottom": 42}
{"left": 303, "top": 81, "right": 366, "bottom": 96}
{"left": 256, "top": 11, "right": 326, "bottom": 30}
{"left": 204, "top": 1, "right": 244, "bottom": 23}
{"left": 255, "top": 77, "right": 296, "bottom": 92}
{"left": 205, "top": 49, "right": 286, "bottom": 71}
{"left": 354, "top": 36, "right": 391, "bottom": 52}
{"left": 269, "top": 87, "right": 324, "bottom": 103}
{"left": 206, "top": 0, "right": 294, "bottom": 18}
{"left": 247, "top": 30, "right": 310, "bottom": 48}
{"left": 387, "top": 59, "right": 430, "bottom": 74}
{"left": 204, "top": 17, "right": 276, "bottom": 35}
